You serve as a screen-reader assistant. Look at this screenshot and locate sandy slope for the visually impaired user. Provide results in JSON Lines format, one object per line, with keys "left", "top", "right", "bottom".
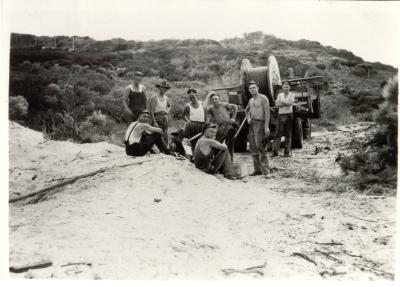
{"left": 8, "top": 121, "right": 396, "bottom": 280}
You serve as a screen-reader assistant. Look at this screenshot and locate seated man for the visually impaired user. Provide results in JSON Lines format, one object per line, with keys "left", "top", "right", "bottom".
{"left": 193, "top": 123, "right": 235, "bottom": 180}
{"left": 124, "top": 110, "right": 171, "bottom": 156}
{"left": 169, "top": 128, "right": 188, "bottom": 159}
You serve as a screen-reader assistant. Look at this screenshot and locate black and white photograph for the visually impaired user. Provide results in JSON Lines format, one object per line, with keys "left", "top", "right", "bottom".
{"left": 1, "top": 0, "right": 399, "bottom": 282}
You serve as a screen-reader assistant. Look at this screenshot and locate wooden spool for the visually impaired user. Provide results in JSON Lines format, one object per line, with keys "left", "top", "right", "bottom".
{"left": 240, "top": 55, "right": 282, "bottom": 107}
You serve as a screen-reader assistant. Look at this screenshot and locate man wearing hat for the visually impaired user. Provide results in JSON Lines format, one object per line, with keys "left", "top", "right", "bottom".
{"left": 183, "top": 87, "right": 206, "bottom": 153}
{"left": 124, "top": 109, "right": 171, "bottom": 156}
{"left": 245, "top": 80, "right": 272, "bottom": 179}
{"left": 122, "top": 71, "right": 147, "bottom": 122}
{"left": 193, "top": 123, "right": 235, "bottom": 180}
{"left": 205, "top": 91, "right": 238, "bottom": 160}
{"left": 149, "top": 80, "right": 172, "bottom": 144}
{"left": 169, "top": 128, "right": 188, "bottom": 159}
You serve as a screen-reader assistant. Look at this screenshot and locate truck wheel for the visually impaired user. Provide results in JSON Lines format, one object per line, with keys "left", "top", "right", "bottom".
{"left": 292, "top": 117, "right": 303, "bottom": 149}
{"left": 303, "top": 119, "right": 311, "bottom": 139}
{"left": 234, "top": 135, "right": 248, "bottom": 152}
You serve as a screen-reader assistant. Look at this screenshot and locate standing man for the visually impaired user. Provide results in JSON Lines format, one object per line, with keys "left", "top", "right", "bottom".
{"left": 183, "top": 87, "right": 206, "bottom": 152}
{"left": 124, "top": 110, "right": 171, "bottom": 156}
{"left": 272, "top": 81, "right": 295, "bottom": 157}
{"left": 245, "top": 80, "right": 272, "bottom": 179}
{"left": 122, "top": 71, "right": 147, "bottom": 122}
{"left": 149, "top": 80, "right": 172, "bottom": 144}
{"left": 206, "top": 91, "right": 238, "bottom": 160}
{"left": 194, "top": 123, "right": 235, "bottom": 180}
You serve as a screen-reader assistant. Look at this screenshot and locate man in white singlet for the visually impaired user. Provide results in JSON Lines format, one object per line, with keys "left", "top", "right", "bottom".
{"left": 149, "top": 80, "right": 172, "bottom": 144}
{"left": 125, "top": 110, "right": 171, "bottom": 156}
{"left": 183, "top": 87, "right": 206, "bottom": 152}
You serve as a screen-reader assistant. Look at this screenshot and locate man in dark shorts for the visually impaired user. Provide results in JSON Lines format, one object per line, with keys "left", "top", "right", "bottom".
{"left": 124, "top": 110, "right": 171, "bottom": 156}
{"left": 183, "top": 88, "right": 206, "bottom": 153}
{"left": 206, "top": 92, "right": 238, "bottom": 160}
{"left": 122, "top": 71, "right": 147, "bottom": 122}
{"left": 193, "top": 123, "right": 235, "bottom": 180}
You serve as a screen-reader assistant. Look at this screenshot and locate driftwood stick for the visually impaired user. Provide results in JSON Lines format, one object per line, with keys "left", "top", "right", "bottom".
{"left": 10, "top": 260, "right": 52, "bottom": 273}
{"left": 314, "top": 249, "right": 343, "bottom": 263}
{"left": 342, "top": 212, "right": 378, "bottom": 223}
{"left": 291, "top": 253, "right": 317, "bottom": 266}
{"left": 315, "top": 242, "right": 343, "bottom": 246}
{"left": 9, "top": 159, "right": 152, "bottom": 203}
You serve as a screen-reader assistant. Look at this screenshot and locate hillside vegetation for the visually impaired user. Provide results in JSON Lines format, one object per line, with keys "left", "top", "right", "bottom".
{"left": 9, "top": 31, "right": 397, "bottom": 144}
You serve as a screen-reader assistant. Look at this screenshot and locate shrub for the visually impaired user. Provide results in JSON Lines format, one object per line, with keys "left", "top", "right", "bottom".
{"left": 9, "top": 95, "right": 29, "bottom": 120}
{"left": 79, "top": 111, "right": 118, "bottom": 142}
{"left": 338, "top": 74, "right": 398, "bottom": 190}
{"left": 45, "top": 112, "right": 80, "bottom": 141}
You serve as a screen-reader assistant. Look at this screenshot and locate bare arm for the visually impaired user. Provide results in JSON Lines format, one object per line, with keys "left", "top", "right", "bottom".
{"left": 205, "top": 138, "right": 228, "bottom": 151}
{"left": 227, "top": 103, "right": 238, "bottom": 122}
{"left": 183, "top": 104, "right": 190, "bottom": 122}
{"left": 148, "top": 95, "right": 158, "bottom": 127}
{"left": 142, "top": 123, "right": 162, "bottom": 134}
{"left": 166, "top": 96, "right": 172, "bottom": 114}
{"left": 263, "top": 96, "right": 270, "bottom": 131}
{"left": 275, "top": 93, "right": 283, "bottom": 107}
{"left": 205, "top": 107, "right": 212, "bottom": 123}
{"left": 280, "top": 93, "right": 295, "bottom": 106}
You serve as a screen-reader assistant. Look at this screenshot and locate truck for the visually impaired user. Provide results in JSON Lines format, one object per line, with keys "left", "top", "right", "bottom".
{"left": 212, "top": 55, "right": 325, "bottom": 152}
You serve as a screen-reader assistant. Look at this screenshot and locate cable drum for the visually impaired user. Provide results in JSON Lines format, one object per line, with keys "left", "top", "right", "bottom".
{"left": 240, "top": 59, "right": 252, "bottom": 106}
{"left": 240, "top": 56, "right": 281, "bottom": 107}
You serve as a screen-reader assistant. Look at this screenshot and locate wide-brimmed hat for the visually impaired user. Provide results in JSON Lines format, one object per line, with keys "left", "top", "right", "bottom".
{"left": 155, "top": 80, "right": 171, "bottom": 89}
{"left": 187, "top": 87, "right": 197, "bottom": 95}
{"left": 202, "top": 123, "right": 217, "bottom": 133}
{"left": 171, "top": 128, "right": 184, "bottom": 137}
{"left": 139, "top": 109, "right": 150, "bottom": 115}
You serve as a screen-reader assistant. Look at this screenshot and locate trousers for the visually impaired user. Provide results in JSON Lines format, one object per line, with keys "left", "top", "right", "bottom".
{"left": 272, "top": 113, "right": 293, "bottom": 154}
{"left": 248, "top": 120, "right": 269, "bottom": 174}
{"left": 125, "top": 132, "right": 169, "bottom": 156}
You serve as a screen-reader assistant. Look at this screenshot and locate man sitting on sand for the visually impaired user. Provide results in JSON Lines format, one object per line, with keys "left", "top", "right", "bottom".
{"left": 193, "top": 123, "right": 235, "bottom": 180}
{"left": 169, "top": 128, "right": 188, "bottom": 159}
{"left": 124, "top": 110, "right": 171, "bottom": 156}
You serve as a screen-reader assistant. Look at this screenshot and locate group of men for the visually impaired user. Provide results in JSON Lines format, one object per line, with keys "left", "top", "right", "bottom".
{"left": 123, "top": 71, "right": 295, "bottom": 180}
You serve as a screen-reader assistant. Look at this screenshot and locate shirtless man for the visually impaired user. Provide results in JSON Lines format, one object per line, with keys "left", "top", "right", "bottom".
{"left": 193, "top": 123, "right": 235, "bottom": 180}
{"left": 245, "top": 80, "right": 272, "bottom": 178}
{"left": 206, "top": 92, "right": 238, "bottom": 160}
{"left": 122, "top": 71, "right": 147, "bottom": 122}
{"left": 124, "top": 110, "right": 170, "bottom": 156}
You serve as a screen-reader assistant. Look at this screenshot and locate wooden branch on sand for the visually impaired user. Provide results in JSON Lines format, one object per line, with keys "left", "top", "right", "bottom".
{"left": 291, "top": 253, "right": 317, "bottom": 266}
{"left": 342, "top": 212, "right": 378, "bottom": 223}
{"left": 221, "top": 261, "right": 267, "bottom": 276}
{"left": 9, "top": 159, "right": 152, "bottom": 203}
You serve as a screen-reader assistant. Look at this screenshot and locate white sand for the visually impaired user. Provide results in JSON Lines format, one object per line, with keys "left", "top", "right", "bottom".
{"left": 8, "top": 121, "right": 396, "bottom": 280}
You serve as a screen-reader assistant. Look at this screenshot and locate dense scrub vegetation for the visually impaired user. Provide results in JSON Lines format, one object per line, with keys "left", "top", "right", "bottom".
{"left": 9, "top": 32, "right": 397, "bottom": 148}
{"left": 338, "top": 76, "right": 398, "bottom": 193}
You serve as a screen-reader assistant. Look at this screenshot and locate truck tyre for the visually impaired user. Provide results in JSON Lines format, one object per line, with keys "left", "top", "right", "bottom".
{"left": 292, "top": 117, "right": 303, "bottom": 149}
{"left": 234, "top": 134, "right": 248, "bottom": 152}
{"left": 303, "top": 118, "right": 311, "bottom": 139}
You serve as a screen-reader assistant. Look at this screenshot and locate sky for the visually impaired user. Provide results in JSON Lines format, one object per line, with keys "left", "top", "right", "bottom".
{"left": 2, "top": 0, "right": 400, "bottom": 66}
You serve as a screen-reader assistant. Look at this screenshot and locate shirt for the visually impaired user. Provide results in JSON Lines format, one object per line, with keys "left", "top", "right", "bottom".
{"left": 276, "top": 92, "right": 295, "bottom": 114}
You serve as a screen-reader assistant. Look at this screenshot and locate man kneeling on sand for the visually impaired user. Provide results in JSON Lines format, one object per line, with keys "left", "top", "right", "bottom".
{"left": 124, "top": 110, "right": 171, "bottom": 156}
{"left": 193, "top": 123, "right": 236, "bottom": 180}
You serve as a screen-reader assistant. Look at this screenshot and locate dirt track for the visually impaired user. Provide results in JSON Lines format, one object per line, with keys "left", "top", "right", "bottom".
{"left": 8, "top": 122, "right": 396, "bottom": 279}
